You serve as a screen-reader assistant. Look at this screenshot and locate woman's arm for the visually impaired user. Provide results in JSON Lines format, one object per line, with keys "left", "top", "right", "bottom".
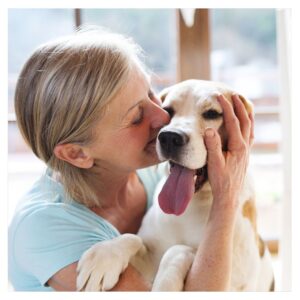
{"left": 184, "top": 94, "right": 254, "bottom": 291}
{"left": 184, "top": 208, "right": 236, "bottom": 291}
{"left": 47, "top": 262, "right": 150, "bottom": 291}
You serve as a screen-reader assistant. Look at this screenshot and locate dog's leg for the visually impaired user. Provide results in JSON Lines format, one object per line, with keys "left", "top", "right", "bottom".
{"left": 76, "top": 233, "right": 146, "bottom": 291}
{"left": 152, "top": 245, "right": 195, "bottom": 291}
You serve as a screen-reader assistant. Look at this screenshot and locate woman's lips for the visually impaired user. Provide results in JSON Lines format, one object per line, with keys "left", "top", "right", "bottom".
{"left": 147, "top": 137, "right": 156, "bottom": 145}
{"left": 145, "top": 136, "right": 157, "bottom": 153}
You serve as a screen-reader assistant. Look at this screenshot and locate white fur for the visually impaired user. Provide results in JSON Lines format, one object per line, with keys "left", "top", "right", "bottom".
{"left": 77, "top": 80, "right": 274, "bottom": 291}
{"left": 77, "top": 234, "right": 146, "bottom": 291}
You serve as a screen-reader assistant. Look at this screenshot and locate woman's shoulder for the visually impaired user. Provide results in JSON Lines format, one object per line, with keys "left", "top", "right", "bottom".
{"left": 9, "top": 169, "right": 119, "bottom": 240}
{"left": 11, "top": 169, "right": 73, "bottom": 220}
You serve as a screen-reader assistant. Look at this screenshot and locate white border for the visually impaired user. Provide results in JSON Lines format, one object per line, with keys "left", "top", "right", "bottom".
{"left": 291, "top": 5, "right": 300, "bottom": 295}
{"left": 0, "top": 3, "right": 8, "bottom": 296}
{"left": 2, "top": 1, "right": 299, "bottom": 299}
{"left": 3, "top": 0, "right": 296, "bottom": 9}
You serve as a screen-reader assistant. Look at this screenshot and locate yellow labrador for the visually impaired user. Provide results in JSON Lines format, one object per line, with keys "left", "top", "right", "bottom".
{"left": 77, "top": 80, "right": 274, "bottom": 291}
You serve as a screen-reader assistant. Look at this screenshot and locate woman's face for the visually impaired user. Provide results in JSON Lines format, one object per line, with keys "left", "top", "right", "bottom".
{"left": 87, "top": 66, "right": 170, "bottom": 173}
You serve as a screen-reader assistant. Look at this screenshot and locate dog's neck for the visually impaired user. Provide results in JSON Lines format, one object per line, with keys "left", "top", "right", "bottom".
{"left": 194, "top": 182, "right": 213, "bottom": 204}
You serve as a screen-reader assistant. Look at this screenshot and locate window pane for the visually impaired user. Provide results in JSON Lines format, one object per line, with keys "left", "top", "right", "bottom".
{"left": 81, "top": 9, "right": 177, "bottom": 91}
{"left": 8, "top": 9, "right": 75, "bottom": 114}
{"left": 211, "top": 9, "right": 278, "bottom": 98}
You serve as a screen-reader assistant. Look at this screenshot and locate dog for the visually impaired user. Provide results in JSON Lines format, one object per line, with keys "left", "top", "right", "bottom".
{"left": 76, "top": 79, "right": 274, "bottom": 291}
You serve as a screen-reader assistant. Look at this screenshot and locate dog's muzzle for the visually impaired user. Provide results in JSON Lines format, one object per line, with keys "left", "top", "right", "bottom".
{"left": 157, "top": 129, "right": 208, "bottom": 216}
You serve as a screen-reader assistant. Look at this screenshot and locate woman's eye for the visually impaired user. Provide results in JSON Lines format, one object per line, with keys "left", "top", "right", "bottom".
{"left": 132, "top": 108, "right": 144, "bottom": 125}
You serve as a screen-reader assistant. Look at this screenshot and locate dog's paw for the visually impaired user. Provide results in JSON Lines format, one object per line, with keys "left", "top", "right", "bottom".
{"left": 152, "top": 245, "right": 195, "bottom": 291}
{"left": 76, "top": 234, "right": 144, "bottom": 291}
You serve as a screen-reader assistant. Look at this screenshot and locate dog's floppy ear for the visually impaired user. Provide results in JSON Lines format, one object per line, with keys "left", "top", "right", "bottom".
{"left": 237, "top": 94, "right": 253, "bottom": 115}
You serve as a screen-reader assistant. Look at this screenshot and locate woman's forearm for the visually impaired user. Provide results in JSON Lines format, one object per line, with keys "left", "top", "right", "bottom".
{"left": 184, "top": 205, "right": 237, "bottom": 291}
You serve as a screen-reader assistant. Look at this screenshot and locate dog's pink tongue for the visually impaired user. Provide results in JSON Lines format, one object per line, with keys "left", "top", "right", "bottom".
{"left": 158, "top": 164, "right": 195, "bottom": 215}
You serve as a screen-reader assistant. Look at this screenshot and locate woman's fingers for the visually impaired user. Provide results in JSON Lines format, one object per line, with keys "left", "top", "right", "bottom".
{"left": 248, "top": 111, "right": 255, "bottom": 147}
{"left": 217, "top": 95, "right": 244, "bottom": 151}
{"left": 217, "top": 94, "right": 254, "bottom": 150}
{"left": 204, "top": 128, "right": 225, "bottom": 170}
{"left": 231, "top": 94, "right": 251, "bottom": 144}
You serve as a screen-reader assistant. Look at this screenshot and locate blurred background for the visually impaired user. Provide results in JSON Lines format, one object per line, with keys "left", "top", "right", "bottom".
{"left": 8, "top": 8, "right": 291, "bottom": 291}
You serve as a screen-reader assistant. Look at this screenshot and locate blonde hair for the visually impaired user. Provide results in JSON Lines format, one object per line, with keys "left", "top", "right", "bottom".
{"left": 14, "top": 27, "right": 146, "bottom": 206}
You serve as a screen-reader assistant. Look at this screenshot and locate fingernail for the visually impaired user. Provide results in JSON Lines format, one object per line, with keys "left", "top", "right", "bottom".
{"left": 205, "top": 128, "right": 215, "bottom": 138}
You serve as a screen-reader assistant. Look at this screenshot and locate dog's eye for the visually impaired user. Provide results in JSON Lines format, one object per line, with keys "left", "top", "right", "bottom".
{"left": 164, "top": 107, "right": 175, "bottom": 118}
{"left": 202, "top": 109, "right": 222, "bottom": 120}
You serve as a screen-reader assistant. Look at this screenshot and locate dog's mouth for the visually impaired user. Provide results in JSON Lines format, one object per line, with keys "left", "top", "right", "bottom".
{"left": 170, "top": 161, "right": 208, "bottom": 193}
{"left": 158, "top": 161, "right": 208, "bottom": 216}
{"left": 194, "top": 164, "right": 208, "bottom": 192}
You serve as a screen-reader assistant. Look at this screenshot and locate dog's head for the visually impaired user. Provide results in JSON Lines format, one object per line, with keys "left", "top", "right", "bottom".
{"left": 157, "top": 79, "right": 253, "bottom": 215}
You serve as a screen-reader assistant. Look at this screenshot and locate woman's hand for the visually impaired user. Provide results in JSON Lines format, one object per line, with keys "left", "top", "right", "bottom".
{"left": 204, "top": 94, "right": 254, "bottom": 214}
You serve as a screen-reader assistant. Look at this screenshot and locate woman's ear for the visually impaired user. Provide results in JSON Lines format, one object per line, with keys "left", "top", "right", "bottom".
{"left": 53, "top": 144, "right": 94, "bottom": 169}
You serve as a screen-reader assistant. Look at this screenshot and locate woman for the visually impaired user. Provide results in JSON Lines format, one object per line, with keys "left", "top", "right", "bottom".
{"left": 8, "top": 28, "right": 253, "bottom": 291}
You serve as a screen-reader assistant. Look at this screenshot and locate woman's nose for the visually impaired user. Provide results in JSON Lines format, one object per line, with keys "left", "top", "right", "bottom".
{"left": 150, "top": 104, "right": 170, "bottom": 129}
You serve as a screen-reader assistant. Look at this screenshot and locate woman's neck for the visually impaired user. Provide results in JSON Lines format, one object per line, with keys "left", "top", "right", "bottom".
{"left": 86, "top": 166, "right": 147, "bottom": 234}
{"left": 87, "top": 167, "right": 139, "bottom": 209}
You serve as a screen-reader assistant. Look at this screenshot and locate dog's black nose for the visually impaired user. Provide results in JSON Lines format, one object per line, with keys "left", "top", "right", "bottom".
{"left": 158, "top": 131, "right": 189, "bottom": 156}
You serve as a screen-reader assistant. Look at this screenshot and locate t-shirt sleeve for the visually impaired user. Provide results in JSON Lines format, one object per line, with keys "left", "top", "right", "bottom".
{"left": 12, "top": 204, "right": 117, "bottom": 287}
{"left": 155, "top": 162, "right": 168, "bottom": 182}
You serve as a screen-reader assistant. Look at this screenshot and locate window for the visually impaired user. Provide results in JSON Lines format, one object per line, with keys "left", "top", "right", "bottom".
{"left": 81, "top": 9, "right": 177, "bottom": 91}
{"left": 8, "top": 9, "right": 75, "bottom": 114}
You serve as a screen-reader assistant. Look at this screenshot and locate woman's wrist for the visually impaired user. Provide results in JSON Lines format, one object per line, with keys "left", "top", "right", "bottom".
{"left": 208, "top": 194, "right": 239, "bottom": 228}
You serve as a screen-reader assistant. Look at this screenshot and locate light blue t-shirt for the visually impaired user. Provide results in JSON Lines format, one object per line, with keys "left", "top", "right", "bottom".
{"left": 8, "top": 164, "right": 166, "bottom": 291}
